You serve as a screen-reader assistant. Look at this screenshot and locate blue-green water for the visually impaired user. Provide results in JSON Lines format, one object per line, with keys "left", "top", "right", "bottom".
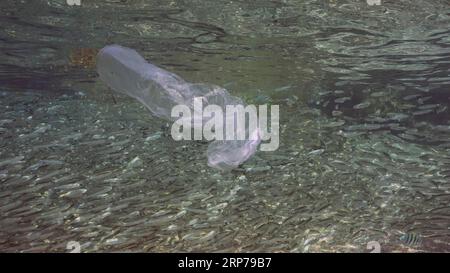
{"left": 0, "top": 0, "right": 450, "bottom": 252}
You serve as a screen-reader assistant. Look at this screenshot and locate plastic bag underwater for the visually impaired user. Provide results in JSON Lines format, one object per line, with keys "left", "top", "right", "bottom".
{"left": 97, "top": 44, "right": 261, "bottom": 170}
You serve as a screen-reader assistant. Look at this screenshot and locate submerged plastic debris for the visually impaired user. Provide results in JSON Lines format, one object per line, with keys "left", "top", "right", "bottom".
{"left": 96, "top": 45, "right": 261, "bottom": 170}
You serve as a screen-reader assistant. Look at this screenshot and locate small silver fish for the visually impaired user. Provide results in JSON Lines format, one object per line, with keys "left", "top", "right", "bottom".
{"left": 334, "top": 97, "right": 351, "bottom": 104}
{"left": 399, "top": 233, "right": 422, "bottom": 246}
{"left": 353, "top": 101, "right": 371, "bottom": 110}
{"left": 403, "top": 94, "right": 421, "bottom": 101}
{"left": 412, "top": 109, "right": 433, "bottom": 116}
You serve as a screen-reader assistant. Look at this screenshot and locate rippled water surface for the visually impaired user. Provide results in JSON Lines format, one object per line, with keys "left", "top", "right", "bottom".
{"left": 1, "top": 0, "right": 450, "bottom": 252}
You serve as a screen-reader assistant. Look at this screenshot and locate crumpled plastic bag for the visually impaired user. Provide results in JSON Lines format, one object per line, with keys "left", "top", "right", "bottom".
{"left": 97, "top": 45, "right": 260, "bottom": 170}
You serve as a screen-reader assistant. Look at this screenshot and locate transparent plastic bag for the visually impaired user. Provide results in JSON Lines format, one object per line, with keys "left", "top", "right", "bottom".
{"left": 97, "top": 45, "right": 260, "bottom": 171}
